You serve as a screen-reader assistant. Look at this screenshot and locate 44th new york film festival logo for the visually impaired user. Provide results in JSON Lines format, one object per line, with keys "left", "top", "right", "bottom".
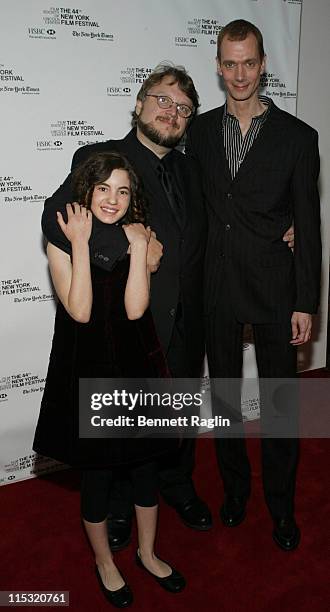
{"left": 107, "top": 66, "right": 153, "bottom": 98}
{"left": 0, "top": 175, "right": 46, "bottom": 205}
{"left": 0, "top": 276, "right": 54, "bottom": 304}
{"left": 36, "top": 119, "right": 105, "bottom": 151}
{"left": 28, "top": 5, "right": 114, "bottom": 41}
{"left": 260, "top": 72, "right": 297, "bottom": 100}
{"left": 0, "top": 371, "right": 46, "bottom": 404}
{"left": 2, "top": 450, "right": 64, "bottom": 484}
{"left": 2, "top": 453, "right": 63, "bottom": 483}
{"left": 0, "top": 64, "right": 40, "bottom": 95}
{"left": 175, "top": 17, "right": 223, "bottom": 48}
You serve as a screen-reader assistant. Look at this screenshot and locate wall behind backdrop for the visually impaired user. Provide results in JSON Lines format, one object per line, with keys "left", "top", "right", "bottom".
{"left": 0, "top": 0, "right": 327, "bottom": 486}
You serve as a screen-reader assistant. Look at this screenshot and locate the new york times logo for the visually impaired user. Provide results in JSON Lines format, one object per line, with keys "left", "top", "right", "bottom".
{"left": 107, "top": 86, "right": 131, "bottom": 97}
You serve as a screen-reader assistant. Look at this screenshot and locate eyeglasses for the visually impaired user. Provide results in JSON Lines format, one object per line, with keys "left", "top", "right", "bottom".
{"left": 145, "top": 94, "right": 194, "bottom": 118}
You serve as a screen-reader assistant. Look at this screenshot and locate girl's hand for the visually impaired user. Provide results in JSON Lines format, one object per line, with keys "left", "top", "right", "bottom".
{"left": 57, "top": 203, "right": 92, "bottom": 244}
{"left": 123, "top": 223, "right": 151, "bottom": 246}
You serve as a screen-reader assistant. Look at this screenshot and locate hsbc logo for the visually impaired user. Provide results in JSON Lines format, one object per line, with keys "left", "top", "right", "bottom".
{"left": 175, "top": 36, "right": 198, "bottom": 45}
{"left": 37, "top": 140, "right": 63, "bottom": 149}
{"left": 28, "top": 28, "right": 46, "bottom": 34}
{"left": 107, "top": 87, "right": 131, "bottom": 95}
{"left": 28, "top": 27, "right": 56, "bottom": 37}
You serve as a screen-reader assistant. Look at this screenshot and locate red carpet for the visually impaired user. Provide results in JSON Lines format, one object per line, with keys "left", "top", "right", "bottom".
{"left": 1, "top": 375, "right": 329, "bottom": 611}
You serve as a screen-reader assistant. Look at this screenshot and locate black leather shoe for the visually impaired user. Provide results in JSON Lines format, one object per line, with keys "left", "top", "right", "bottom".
{"left": 175, "top": 497, "right": 212, "bottom": 530}
{"left": 107, "top": 515, "right": 132, "bottom": 552}
{"left": 272, "top": 517, "right": 300, "bottom": 551}
{"left": 135, "top": 551, "right": 185, "bottom": 593}
{"left": 95, "top": 566, "right": 133, "bottom": 607}
{"left": 220, "top": 496, "right": 247, "bottom": 527}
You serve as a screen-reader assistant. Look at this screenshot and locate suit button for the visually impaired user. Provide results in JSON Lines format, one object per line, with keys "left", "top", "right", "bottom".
{"left": 219, "top": 252, "right": 225, "bottom": 258}
{"left": 169, "top": 308, "right": 176, "bottom": 317}
{"left": 227, "top": 193, "right": 233, "bottom": 199}
{"left": 225, "top": 224, "right": 231, "bottom": 231}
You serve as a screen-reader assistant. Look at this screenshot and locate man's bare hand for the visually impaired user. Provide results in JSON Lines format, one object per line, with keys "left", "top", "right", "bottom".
{"left": 147, "top": 231, "right": 163, "bottom": 273}
{"left": 283, "top": 224, "right": 294, "bottom": 250}
{"left": 290, "top": 311, "right": 312, "bottom": 345}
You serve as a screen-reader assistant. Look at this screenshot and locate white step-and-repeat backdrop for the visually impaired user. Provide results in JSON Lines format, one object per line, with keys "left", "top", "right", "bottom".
{"left": 1, "top": 0, "right": 313, "bottom": 485}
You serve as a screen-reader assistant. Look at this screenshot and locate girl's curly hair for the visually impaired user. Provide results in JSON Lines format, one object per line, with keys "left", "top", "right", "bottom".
{"left": 71, "top": 151, "right": 147, "bottom": 225}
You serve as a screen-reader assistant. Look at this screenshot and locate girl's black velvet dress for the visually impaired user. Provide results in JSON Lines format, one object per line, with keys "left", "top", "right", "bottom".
{"left": 33, "top": 257, "right": 175, "bottom": 468}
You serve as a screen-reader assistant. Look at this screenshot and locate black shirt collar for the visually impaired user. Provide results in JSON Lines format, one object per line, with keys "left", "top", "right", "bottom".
{"left": 133, "top": 131, "right": 175, "bottom": 171}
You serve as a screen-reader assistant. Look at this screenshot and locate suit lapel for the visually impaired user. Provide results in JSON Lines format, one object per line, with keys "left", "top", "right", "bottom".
{"left": 207, "top": 107, "right": 232, "bottom": 183}
{"left": 232, "top": 103, "right": 286, "bottom": 182}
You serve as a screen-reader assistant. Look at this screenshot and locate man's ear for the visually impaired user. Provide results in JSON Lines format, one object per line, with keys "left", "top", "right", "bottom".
{"left": 216, "top": 57, "right": 222, "bottom": 76}
{"left": 260, "top": 54, "right": 267, "bottom": 74}
{"left": 135, "top": 98, "right": 142, "bottom": 116}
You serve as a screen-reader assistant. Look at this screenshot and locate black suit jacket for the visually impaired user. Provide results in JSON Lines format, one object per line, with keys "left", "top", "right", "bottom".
{"left": 185, "top": 101, "right": 321, "bottom": 323}
{"left": 42, "top": 130, "right": 207, "bottom": 374}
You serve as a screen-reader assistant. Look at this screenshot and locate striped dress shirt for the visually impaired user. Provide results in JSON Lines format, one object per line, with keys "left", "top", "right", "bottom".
{"left": 222, "top": 95, "right": 271, "bottom": 179}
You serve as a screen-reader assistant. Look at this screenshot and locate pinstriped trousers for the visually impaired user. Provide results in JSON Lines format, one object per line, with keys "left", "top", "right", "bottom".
{"left": 206, "top": 287, "right": 299, "bottom": 520}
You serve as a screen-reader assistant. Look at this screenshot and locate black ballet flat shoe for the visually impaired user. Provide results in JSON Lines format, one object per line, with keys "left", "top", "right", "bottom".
{"left": 272, "top": 517, "right": 301, "bottom": 551}
{"left": 95, "top": 566, "right": 133, "bottom": 608}
{"left": 135, "top": 551, "right": 185, "bottom": 593}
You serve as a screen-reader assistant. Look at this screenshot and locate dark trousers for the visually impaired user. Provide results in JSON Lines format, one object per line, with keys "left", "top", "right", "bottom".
{"left": 108, "top": 311, "right": 200, "bottom": 517}
{"left": 206, "top": 290, "right": 299, "bottom": 520}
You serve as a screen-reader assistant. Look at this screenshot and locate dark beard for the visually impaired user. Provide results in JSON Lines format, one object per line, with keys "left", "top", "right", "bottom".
{"left": 137, "top": 116, "right": 182, "bottom": 148}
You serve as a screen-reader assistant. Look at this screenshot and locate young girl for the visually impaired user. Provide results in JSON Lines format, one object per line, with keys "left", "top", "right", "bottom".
{"left": 33, "top": 152, "right": 185, "bottom": 607}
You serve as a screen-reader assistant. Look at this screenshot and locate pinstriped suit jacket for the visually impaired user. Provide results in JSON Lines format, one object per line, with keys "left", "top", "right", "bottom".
{"left": 186, "top": 101, "right": 321, "bottom": 324}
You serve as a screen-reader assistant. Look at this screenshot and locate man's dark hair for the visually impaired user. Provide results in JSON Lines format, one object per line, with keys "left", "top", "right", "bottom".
{"left": 217, "top": 19, "right": 265, "bottom": 61}
{"left": 131, "top": 62, "right": 200, "bottom": 126}
{"left": 71, "top": 151, "right": 147, "bottom": 225}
